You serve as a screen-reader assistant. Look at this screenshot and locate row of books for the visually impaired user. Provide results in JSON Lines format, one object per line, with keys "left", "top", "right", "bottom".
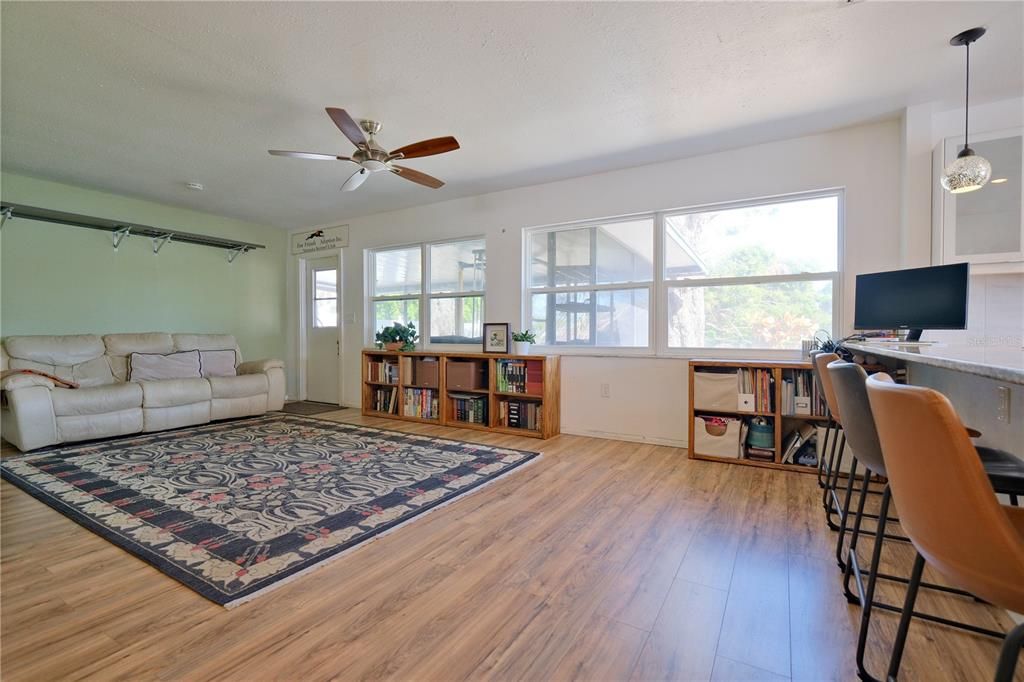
{"left": 498, "top": 399, "right": 542, "bottom": 431}
{"left": 404, "top": 388, "right": 439, "bottom": 419}
{"left": 779, "top": 371, "right": 828, "bottom": 416}
{"left": 781, "top": 422, "right": 818, "bottom": 466}
{"left": 737, "top": 368, "right": 775, "bottom": 412}
{"left": 370, "top": 386, "right": 400, "bottom": 414}
{"left": 496, "top": 359, "right": 543, "bottom": 395}
{"left": 367, "top": 359, "right": 399, "bottom": 384}
{"left": 449, "top": 393, "right": 488, "bottom": 424}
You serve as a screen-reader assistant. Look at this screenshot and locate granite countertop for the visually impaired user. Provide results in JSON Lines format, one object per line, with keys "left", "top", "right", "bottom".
{"left": 843, "top": 342, "right": 1024, "bottom": 385}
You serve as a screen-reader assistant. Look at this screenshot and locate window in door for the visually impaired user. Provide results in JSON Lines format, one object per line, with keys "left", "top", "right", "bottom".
{"left": 313, "top": 268, "right": 339, "bottom": 327}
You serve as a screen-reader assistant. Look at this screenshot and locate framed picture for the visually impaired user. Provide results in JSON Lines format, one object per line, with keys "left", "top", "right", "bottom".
{"left": 482, "top": 322, "right": 510, "bottom": 354}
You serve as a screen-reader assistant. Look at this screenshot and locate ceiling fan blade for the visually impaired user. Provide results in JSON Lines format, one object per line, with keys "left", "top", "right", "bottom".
{"left": 342, "top": 167, "right": 369, "bottom": 192}
{"left": 269, "top": 150, "right": 351, "bottom": 161}
{"left": 390, "top": 136, "right": 460, "bottom": 159}
{"left": 326, "top": 108, "right": 367, "bottom": 148}
{"left": 391, "top": 165, "right": 444, "bottom": 189}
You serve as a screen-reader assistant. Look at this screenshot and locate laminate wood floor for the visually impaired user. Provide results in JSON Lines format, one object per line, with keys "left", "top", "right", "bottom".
{"left": 2, "top": 411, "right": 1020, "bottom": 681}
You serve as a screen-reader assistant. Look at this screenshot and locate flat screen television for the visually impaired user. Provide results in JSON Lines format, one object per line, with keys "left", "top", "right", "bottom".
{"left": 853, "top": 263, "right": 969, "bottom": 341}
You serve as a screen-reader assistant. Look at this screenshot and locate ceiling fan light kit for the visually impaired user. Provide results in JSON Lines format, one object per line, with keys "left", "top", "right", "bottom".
{"left": 940, "top": 26, "right": 992, "bottom": 195}
{"left": 269, "top": 108, "right": 459, "bottom": 191}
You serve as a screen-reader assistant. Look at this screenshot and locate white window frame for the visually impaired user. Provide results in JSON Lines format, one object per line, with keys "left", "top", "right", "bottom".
{"left": 366, "top": 236, "right": 486, "bottom": 350}
{"left": 522, "top": 188, "right": 844, "bottom": 356}
{"left": 523, "top": 214, "right": 656, "bottom": 353}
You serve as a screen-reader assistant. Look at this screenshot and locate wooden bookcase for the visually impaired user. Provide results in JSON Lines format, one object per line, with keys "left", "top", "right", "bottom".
{"left": 688, "top": 359, "right": 829, "bottom": 474}
{"left": 361, "top": 350, "right": 560, "bottom": 439}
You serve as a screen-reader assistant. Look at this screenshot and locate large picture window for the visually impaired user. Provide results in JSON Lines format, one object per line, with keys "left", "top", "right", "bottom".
{"left": 524, "top": 190, "right": 840, "bottom": 351}
{"left": 527, "top": 217, "right": 654, "bottom": 347}
{"left": 368, "top": 238, "right": 485, "bottom": 346}
{"left": 664, "top": 193, "right": 839, "bottom": 350}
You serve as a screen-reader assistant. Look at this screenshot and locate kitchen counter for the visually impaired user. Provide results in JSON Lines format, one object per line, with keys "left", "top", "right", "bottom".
{"left": 842, "top": 341, "right": 1024, "bottom": 386}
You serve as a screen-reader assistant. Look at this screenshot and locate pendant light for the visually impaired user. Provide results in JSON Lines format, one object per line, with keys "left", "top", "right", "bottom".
{"left": 941, "top": 27, "right": 992, "bottom": 194}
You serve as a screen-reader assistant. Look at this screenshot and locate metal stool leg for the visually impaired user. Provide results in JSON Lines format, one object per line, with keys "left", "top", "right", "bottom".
{"left": 843, "top": 468, "right": 874, "bottom": 602}
{"left": 886, "top": 552, "right": 926, "bottom": 682}
{"left": 817, "top": 417, "right": 834, "bottom": 488}
{"left": 825, "top": 433, "right": 847, "bottom": 529}
{"left": 835, "top": 456, "right": 861, "bottom": 570}
{"left": 855, "top": 485, "right": 891, "bottom": 682}
{"left": 995, "top": 621, "right": 1024, "bottom": 682}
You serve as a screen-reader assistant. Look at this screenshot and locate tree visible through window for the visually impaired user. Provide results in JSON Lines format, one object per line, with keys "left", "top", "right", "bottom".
{"left": 665, "top": 194, "right": 839, "bottom": 349}
{"left": 523, "top": 191, "right": 840, "bottom": 351}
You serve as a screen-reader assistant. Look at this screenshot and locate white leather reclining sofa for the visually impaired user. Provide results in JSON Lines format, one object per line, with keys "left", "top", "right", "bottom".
{"left": 0, "top": 333, "right": 285, "bottom": 451}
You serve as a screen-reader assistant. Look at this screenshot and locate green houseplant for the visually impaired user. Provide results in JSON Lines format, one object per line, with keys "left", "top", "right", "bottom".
{"left": 376, "top": 322, "right": 418, "bottom": 351}
{"left": 511, "top": 329, "right": 536, "bottom": 355}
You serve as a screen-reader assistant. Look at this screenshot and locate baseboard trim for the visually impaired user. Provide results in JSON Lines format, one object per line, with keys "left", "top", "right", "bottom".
{"left": 560, "top": 428, "right": 687, "bottom": 449}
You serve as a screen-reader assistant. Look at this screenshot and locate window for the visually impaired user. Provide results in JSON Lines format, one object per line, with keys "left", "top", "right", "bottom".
{"left": 313, "top": 268, "right": 338, "bottom": 328}
{"left": 368, "top": 238, "right": 485, "bottom": 345}
{"left": 664, "top": 193, "right": 839, "bottom": 350}
{"left": 523, "top": 190, "right": 840, "bottom": 351}
{"left": 527, "top": 217, "right": 653, "bottom": 347}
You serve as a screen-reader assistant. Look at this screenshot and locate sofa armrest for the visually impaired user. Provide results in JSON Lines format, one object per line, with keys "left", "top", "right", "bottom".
{"left": 238, "top": 358, "right": 285, "bottom": 375}
{"left": 1, "top": 373, "right": 56, "bottom": 391}
{"left": 1, "top": 385, "right": 59, "bottom": 451}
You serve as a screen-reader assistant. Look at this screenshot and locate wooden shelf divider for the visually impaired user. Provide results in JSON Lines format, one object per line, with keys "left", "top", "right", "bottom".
{"left": 361, "top": 350, "right": 560, "bottom": 439}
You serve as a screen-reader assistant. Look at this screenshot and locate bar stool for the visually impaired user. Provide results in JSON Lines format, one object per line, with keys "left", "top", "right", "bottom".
{"left": 827, "top": 361, "right": 1007, "bottom": 681}
{"left": 812, "top": 352, "right": 848, "bottom": 530}
{"left": 866, "top": 374, "right": 1024, "bottom": 682}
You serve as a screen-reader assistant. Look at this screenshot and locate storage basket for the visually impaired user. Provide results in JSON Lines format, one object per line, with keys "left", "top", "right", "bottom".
{"left": 692, "top": 371, "right": 739, "bottom": 412}
{"left": 693, "top": 416, "right": 742, "bottom": 458}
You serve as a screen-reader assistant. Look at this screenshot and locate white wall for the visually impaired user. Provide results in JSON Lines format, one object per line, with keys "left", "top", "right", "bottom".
{"left": 287, "top": 119, "right": 903, "bottom": 446}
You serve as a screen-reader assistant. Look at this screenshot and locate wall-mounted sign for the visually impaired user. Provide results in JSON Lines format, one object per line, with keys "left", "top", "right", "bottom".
{"left": 291, "top": 225, "right": 349, "bottom": 255}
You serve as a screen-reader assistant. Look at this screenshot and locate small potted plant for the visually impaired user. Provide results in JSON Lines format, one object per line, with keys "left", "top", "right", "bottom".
{"left": 375, "top": 322, "right": 418, "bottom": 351}
{"left": 511, "top": 329, "right": 536, "bottom": 355}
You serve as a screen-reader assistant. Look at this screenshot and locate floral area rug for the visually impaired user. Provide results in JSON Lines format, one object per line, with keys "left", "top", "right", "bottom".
{"left": 0, "top": 414, "right": 539, "bottom": 607}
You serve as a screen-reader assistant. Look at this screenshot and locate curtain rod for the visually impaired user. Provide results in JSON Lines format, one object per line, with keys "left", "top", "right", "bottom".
{"left": 0, "top": 202, "right": 266, "bottom": 260}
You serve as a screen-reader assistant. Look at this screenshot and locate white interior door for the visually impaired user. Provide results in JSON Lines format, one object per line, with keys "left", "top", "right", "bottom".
{"left": 306, "top": 257, "right": 340, "bottom": 404}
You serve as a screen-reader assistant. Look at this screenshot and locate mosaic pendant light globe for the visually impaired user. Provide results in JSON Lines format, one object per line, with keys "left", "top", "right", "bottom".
{"left": 941, "top": 27, "right": 991, "bottom": 195}
{"left": 941, "top": 148, "right": 992, "bottom": 194}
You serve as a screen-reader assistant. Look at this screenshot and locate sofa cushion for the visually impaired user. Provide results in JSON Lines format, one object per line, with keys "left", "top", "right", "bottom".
{"left": 140, "top": 378, "right": 212, "bottom": 408}
{"left": 129, "top": 350, "right": 202, "bottom": 382}
{"left": 208, "top": 374, "right": 268, "bottom": 399}
{"left": 173, "top": 334, "right": 241, "bottom": 364}
{"left": 104, "top": 333, "right": 175, "bottom": 382}
{"left": 5, "top": 335, "right": 105, "bottom": 366}
{"left": 8, "top": 355, "right": 115, "bottom": 388}
{"left": 52, "top": 382, "right": 143, "bottom": 417}
{"left": 199, "top": 350, "right": 237, "bottom": 378}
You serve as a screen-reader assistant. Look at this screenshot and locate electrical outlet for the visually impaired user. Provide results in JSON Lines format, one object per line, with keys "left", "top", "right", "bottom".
{"left": 996, "top": 386, "right": 1011, "bottom": 423}
{"left": 600, "top": 383, "right": 611, "bottom": 398}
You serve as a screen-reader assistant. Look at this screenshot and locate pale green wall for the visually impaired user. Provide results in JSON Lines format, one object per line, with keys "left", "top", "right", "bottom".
{"left": 0, "top": 173, "right": 289, "bottom": 373}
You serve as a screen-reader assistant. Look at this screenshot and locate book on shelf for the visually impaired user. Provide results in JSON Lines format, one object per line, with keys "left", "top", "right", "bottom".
{"left": 498, "top": 398, "right": 542, "bottom": 430}
{"left": 737, "top": 368, "right": 775, "bottom": 412}
{"left": 371, "top": 386, "right": 400, "bottom": 414}
{"left": 403, "top": 387, "right": 439, "bottom": 419}
{"left": 497, "top": 359, "right": 543, "bottom": 394}
{"left": 449, "top": 392, "right": 488, "bottom": 424}
{"left": 781, "top": 422, "right": 817, "bottom": 463}
{"left": 780, "top": 370, "right": 828, "bottom": 417}
{"left": 745, "top": 446, "right": 775, "bottom": 462}
{"left": 367, "top": 359, "right": 400, "bottom": 384}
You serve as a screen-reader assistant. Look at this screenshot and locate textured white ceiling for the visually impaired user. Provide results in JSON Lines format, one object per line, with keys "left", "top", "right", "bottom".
{"left": 1, "top": 1, "right": 1021, "bottom": 229}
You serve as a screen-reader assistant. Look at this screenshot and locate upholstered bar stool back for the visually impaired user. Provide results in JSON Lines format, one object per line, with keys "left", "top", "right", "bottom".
{"left": 813, "top": 352, "right": 842, "bottom": 425}
{"left": 865, "top": 374, "right": 1024, "bottom": 612}
{"left": 827, "top": 361, "right": 886, "bottom": 477}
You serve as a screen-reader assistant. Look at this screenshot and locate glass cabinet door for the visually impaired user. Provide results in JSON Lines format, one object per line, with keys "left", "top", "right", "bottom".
{"left": 939, "top": 130, "right": 1023, "bottom": 267}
